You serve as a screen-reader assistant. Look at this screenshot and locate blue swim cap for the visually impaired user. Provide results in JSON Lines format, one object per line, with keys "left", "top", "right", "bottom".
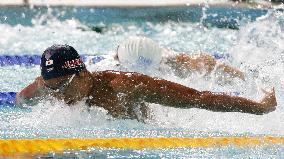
{"left": 40, "top": 44, "right": 86, "bottom": 80}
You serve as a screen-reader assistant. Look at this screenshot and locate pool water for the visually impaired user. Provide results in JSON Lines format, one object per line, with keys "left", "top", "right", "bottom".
{"left": 0, "top": 5, "right": 284, "bottom": 158}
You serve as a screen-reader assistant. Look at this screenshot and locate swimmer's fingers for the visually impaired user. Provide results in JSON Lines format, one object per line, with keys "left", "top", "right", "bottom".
{"left": 260, "top": 87, "right": 277, "bottom": 113}
{"left": 261, "top": 87, "right": 275, "bottom": 95}
{"left": 35, "top": 76, "right": 45, "bottom": 88}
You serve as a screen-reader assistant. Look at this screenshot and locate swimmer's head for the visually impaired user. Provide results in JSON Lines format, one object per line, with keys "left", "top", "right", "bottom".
{"left": 116, "top": 36, "right": 164, "bottom": 67}
{"left": 40, "top": 44, "right": 86, "bottom": 80}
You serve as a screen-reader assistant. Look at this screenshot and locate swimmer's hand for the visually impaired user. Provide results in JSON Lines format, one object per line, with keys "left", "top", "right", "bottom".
{"left": 16, "top": 76, "right": 45, "bottom": 105}
{"left": 259, "top": 88, "right": 277, "bottom": 113}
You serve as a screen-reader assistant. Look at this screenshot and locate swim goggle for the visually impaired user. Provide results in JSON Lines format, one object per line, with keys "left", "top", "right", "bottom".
{"left": 44, "top": 74, "right": 76, "bottom": 93}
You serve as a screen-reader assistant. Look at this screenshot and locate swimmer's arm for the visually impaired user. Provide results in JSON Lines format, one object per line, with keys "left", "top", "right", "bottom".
{"left": 117, "top": 72, "right": 276, "bottom": 115}
{"left": 16, "top": 76, "right": 45, "bottom": 104}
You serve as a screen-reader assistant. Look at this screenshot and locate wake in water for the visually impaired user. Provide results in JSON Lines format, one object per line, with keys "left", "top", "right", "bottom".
{"left": 149, "top": 9, "right": 284, "bottom": 135}
{"left": 0, "top": 7, "right": 283, "bottom": 138}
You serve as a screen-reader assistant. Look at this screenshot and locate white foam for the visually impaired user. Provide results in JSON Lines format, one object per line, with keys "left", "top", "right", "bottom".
{"left": 0, "top": 8, "right": 284, "bottom": 137}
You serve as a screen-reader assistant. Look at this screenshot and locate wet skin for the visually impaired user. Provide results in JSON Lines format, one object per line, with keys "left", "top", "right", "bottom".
{"left": 17, "top": 69, "right": 277, "bottom": 120}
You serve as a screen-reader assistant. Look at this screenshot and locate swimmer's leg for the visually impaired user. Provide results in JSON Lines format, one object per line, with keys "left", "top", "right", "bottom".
{"left": 165, "top": 53, "right": 245, "bottom": 80}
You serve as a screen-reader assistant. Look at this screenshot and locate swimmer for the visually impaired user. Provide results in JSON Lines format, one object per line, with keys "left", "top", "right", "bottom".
{"left": 16, "top": 45, "right": 276, "bottom": 121}
{"left": 115, "top": 36, "right": 245, "bottom": 80}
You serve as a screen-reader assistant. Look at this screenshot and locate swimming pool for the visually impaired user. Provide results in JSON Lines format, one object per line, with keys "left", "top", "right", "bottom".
{"left": 0, "top": 3, "right": 284, "bottom": 158}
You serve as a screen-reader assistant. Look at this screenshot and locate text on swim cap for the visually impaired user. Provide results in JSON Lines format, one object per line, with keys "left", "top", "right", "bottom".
{"left": 137, "top": 56, "right": 152, "bottom": 65}
{"left": 62, "top": 58, "right": 84, "bottom": 69}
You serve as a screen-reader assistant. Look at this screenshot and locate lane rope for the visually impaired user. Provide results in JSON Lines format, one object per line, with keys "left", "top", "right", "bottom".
{"left": 0, "top": 54, "right": 105, "bottom": 66}
{"left": 0, "top": 92, "right": 16, "bottom": 106}
{"left": 0, "top": 136, "right": 283, "bottom": 157}
{"left": 0, "top": 53, "right": 229, "bottom": 66}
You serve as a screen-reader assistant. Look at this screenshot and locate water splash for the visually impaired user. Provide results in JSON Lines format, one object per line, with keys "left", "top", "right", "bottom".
{"left": 0, "top": 7, "right": 284, "bottom": 138}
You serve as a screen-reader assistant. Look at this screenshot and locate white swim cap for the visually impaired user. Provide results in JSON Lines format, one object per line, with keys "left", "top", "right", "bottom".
{"left": 117, "top": 37, "right": 164, "bottom": 67}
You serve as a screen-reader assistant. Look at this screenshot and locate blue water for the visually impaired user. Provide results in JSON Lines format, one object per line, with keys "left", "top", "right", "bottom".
{"left": 0, "top": 4, "right": 284, "bottom": 158}
{"left": 0, "top": 6, "right": 268, "bottom": 27}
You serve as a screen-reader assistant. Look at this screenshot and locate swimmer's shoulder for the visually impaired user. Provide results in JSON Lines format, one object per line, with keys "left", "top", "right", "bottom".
{"left": 91, "top": 70, "right": 123, "bottom": 82}
{"left": 91, "top": 70, "right": 120, "bottom": 76}
{"left": 91, "top": 70, "right": 144, "bottom": 80}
